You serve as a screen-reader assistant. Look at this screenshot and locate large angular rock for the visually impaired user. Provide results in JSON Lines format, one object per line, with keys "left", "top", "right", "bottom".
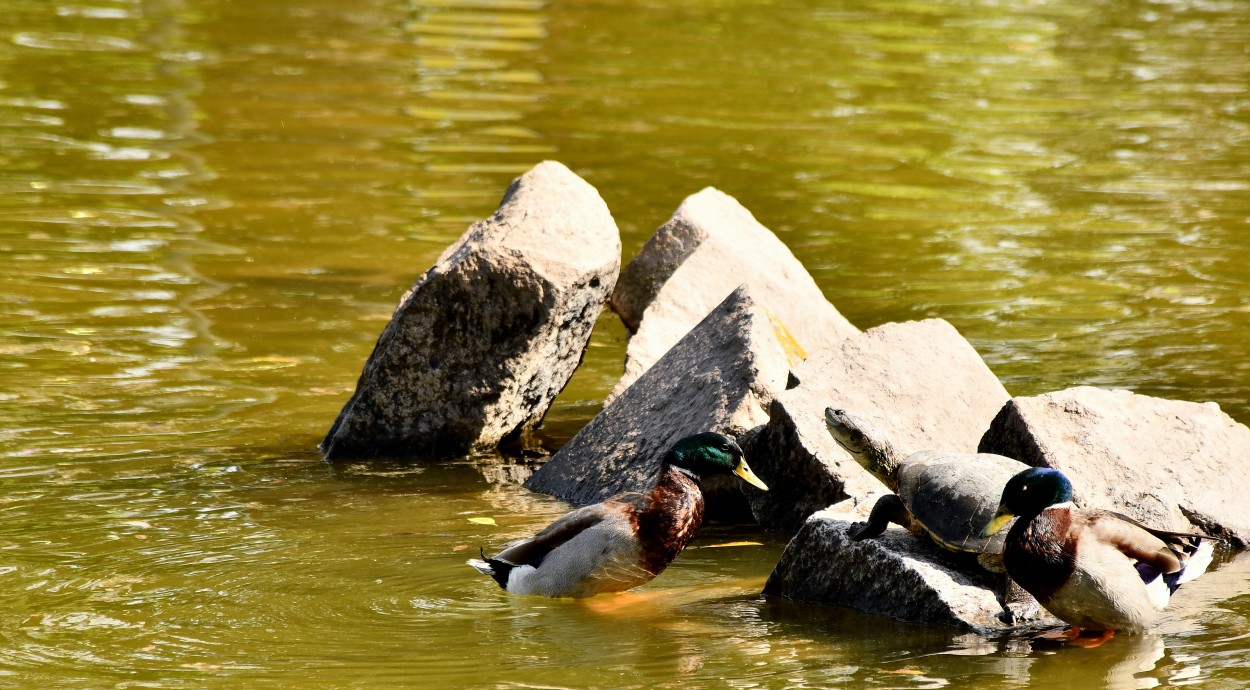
{"left": 746, "top": 319, "right": 1011, "bottom": 531}
{"left": 321, "top": 161, "right": 620, "bottom": 461}
{"left": 523, "top": 285, "right": 797, "bottom": 516}
{"left": 763, "top": 509, "right": 1049, "bottom": 632}
{"left": 979, "top": 386, "right": 1250, "bottom": 547}
{"left": 607, "top": 188, "right": 858, "bottom": 400}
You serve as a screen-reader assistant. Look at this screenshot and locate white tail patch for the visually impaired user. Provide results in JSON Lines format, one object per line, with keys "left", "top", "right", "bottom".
{"left": 1143, "top": 539, "right": 1215, "bottom": 611}
{"left": 1144, "top": 573, "right": 1170, "bottom": 610}
{"left": 467, "top": 559, "right": 493, "bottom": 576}
{"left": 1176, "top": 540, "right": 1215, "bottom": 586}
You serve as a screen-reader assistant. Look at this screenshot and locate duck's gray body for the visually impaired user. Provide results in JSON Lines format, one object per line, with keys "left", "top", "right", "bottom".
{"left": 473, "top": 498, "right": 655, "bottom": 598}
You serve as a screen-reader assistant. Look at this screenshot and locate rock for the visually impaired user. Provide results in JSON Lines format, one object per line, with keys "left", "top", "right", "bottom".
{"left": 321, "top": 161, "right": 620, "bottom": 461}
{"left": 746, "top": 319, "right": 1012, "bottom": 531}
{"left": 979, "top": 386, "right": 1250, "bottom": 547}
{"left": 763, "top": 509, "right": 1051, "bottom": 632}
{"left": 523, "top": 285, "right": 797, "bottom": 517}
{"left": 607, "top": 188, "right": 858, "bottom": 400}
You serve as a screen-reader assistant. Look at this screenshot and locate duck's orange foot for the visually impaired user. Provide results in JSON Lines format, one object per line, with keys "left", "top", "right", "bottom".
{"left": 1070, "top": 628, "right": 1116, "bottom": 649}
{"left": 1036, "top": 626, "right": 1083, "bottom": 642}
{"left": 578, "top": 590, "right": 664, "bottom": 615}
{"left": 1026, "top": 626, "right": 1083, "bottom": 649}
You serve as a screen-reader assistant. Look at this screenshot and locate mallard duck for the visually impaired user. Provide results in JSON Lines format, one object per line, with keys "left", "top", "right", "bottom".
{"left": 468, "top": 432, "right": 769, "bottom": 598}
{"left": 982, "top": 467, "right": 1216, "bottom": 634}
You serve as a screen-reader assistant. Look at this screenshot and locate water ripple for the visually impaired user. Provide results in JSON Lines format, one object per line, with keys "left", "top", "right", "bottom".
{"left": 2, "top": 0, "right": 1250, "bottom": 686}
{"left": 11, "top": 31, "right": 138, "bottom": 52}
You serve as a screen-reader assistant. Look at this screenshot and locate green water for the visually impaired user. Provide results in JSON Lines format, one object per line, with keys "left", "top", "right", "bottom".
{"left": 2, "top": 0, "right": 1249, "bottom": 687}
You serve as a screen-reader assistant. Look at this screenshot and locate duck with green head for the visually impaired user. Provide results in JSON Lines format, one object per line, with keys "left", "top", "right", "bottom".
{"left": 982, "top": 467, "right": 1217, "bottom": 635}
{"left": 468, "top": 432, "right": 769, "bottom": 598}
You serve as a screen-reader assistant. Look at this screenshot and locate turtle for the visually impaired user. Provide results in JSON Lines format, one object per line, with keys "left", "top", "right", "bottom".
{"left": 824, "top": 407, "right": 1044, "bottom": 622}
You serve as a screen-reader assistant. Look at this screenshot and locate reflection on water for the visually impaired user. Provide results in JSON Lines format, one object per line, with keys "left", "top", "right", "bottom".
{"left": 0, "top": 0, "right": 241, "bottom": 482}
{"left": 1, "top": 0, "right": 1249, "bottom": 686}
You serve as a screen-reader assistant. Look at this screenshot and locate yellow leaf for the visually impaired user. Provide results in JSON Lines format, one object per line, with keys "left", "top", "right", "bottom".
{"left": 468, "top": 517, "right": 496, "bottom": 525}
{"left": 704, "top": 541, "right": 763, "bottom": 548}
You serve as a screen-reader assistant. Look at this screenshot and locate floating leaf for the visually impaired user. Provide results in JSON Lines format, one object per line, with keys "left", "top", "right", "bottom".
{"left": 453, "top": 544, "right": 468, "bottom": 551}
{"left": 468, "top": 517, "right": 496, "bottom": 525}
{"left": 703, "top": 541, "right": 763, "bottom": 548}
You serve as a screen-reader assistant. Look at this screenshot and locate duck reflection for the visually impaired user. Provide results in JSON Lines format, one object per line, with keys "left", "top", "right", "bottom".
{"left": 486, "top": 580, "right": 776, "bottom": 686}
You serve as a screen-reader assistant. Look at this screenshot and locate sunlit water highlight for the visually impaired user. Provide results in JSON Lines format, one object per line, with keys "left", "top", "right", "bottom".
{"left": 1, "top": 0, "right": 1249, "bottom": 687}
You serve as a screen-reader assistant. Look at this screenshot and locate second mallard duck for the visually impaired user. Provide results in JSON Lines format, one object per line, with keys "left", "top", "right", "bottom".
{"left": 982, "top": 467, "right": 1217, "bottom": 634}
{"left": 468, "top": 432, "right": 768, "bottom": 598}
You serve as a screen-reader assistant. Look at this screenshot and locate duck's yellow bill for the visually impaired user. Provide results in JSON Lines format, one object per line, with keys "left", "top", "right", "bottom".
{"left": 735, "top": 460, "right": 769, "bottom": 491}
{"left": 981, "top": 507, "right": 1014, "bottom": 537}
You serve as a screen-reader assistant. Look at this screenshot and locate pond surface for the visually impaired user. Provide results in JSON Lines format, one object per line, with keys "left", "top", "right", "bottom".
{"left": 2, "top": 0, "right": 1249, "bottom": 687}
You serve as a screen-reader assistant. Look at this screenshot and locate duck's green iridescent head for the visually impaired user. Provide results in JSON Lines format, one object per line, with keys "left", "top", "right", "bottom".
{"left": 667, "top": 432, "right": 769, "bottom": 491}
{"left": 981, "top": 467, "right": 1074, "bottom": 537}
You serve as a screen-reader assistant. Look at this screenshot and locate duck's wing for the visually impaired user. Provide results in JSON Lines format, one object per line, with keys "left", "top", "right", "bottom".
{"left": 493, "top": 493, "right": 645, "bottom": 568}
{"left": 1084, "top": 510, "right": 1219, "bottom": 606}
{"left": 1105, "top": 510, "right": 1218, "bottom": 543}
{"left": 1104, "top": 509, "right": 1220, "bottom": 562}
{"left": 1084, "top": 510, "right": 1184, "bottom": 575}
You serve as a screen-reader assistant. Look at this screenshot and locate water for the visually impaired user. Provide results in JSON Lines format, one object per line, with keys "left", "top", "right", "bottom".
{"left": 1, "top": 0, "right": 1249, "bottom": 687}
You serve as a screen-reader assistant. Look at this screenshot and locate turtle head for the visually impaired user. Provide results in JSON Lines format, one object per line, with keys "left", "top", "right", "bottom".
{"left": 667, "top": 432, "right": 768, "bottom": 491}
{"left": 981, "top": 467, "right": 1073, "bottom": 537}
{"left": 824, "top": 408, "right": 900, "bottom": 489}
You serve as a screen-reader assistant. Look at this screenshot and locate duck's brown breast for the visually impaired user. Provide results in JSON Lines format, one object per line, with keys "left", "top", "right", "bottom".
{"left": 1006, "top": 506, "right": 1077, "bottom": 604}
{"left": 632, "top": 468, "right": 705, "bottom": 576}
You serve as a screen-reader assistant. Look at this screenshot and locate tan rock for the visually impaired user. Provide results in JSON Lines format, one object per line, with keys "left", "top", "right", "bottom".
{"left": 763, "top": 508, "right": 1056, "bottom": 632}
{"left": 747, "top": 319, "right": 1012, "bottom": 531}
{"left": 523, "top": 285, "right": 796, "bottom": 516}
{"left": 321, "top": 161, "right": 620, "bottom": 460}
{"left": 607, "top": 188, "right": 857, "bottom": 401}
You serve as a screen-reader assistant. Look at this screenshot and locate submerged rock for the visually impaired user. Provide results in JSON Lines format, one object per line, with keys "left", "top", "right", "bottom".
{"left": 979, "top": 386, "right": 1250, "bottom": 547}
{"left": 607, "top": 188, "right": 857, "bottom": 401}
{"left": 763, "top": 509, "right": 1054, "bottom": 632}
{"left": 321, "top": 161, "right": 620, "bottom": 461}
{"left": 523, "top": 285, "right": 797, "bottom": 517}
{"left": 746, "top": 319, "right": 1012, "bottom": 531}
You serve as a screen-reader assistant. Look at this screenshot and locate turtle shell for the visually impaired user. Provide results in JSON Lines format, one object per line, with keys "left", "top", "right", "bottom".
{"left": 895, "top": 450, "right": 1031, "bottom": 554}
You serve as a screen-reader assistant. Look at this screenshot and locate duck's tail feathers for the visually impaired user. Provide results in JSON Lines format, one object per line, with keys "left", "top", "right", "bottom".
{"left": 1170, "top": 539, "right": 1215, "bottom": 591}
{"left": 1137, "top": 536, "right": 1218, "bottom": 609}
{"left": 466, "top": 547, "right": 515, "bottom": 590}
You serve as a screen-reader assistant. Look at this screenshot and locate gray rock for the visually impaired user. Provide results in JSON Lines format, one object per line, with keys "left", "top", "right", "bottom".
{"left": 523, "top": 285, "right": 795, "bottom": 516}
{"left": 979, "top": 386, "right": 1250, "bottom": 547}
{"left": 322, "top": 161, "right": 620, "bottom": 461}
{"left": 746, "top": 319, "right": 1012, "bottom": 531}
{"left": 763, "top": 509, "right": 1052, "bottom": 632}
{"left": 607, "top": 188, "right": 858, "bottom": 401}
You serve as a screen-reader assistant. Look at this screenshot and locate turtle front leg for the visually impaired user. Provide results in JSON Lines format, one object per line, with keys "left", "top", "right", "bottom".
{"left": 997, "top": 574, "right": 1046, "bottom": 625}
{"left": 850, "top": 494, "right": 913, "bottom": 541}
